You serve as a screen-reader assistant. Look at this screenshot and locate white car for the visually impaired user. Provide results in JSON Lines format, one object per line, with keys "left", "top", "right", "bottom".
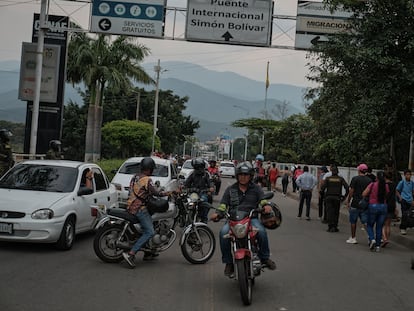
{"left": 219, "top": 161, "right": 236, "bottom": 178}
{"left": 0, "top": 160, "right": 118, "bottom": 250}
{"left": 178, "top": 159, "right": 209, "bottom": 181}
{"left": 111, "top": 156, "right": 179, "bottom": 207}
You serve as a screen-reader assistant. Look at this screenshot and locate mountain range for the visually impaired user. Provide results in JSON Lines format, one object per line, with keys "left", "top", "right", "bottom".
{"left": 0, "top": 60, "right": 307, "bottom": 141}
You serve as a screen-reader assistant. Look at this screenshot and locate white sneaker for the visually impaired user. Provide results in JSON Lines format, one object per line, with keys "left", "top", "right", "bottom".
{"left": 346, "top": 237, "right": 358, "bottom": 244}
{"left": 369, "top": 239, "right": 376, "bottom": 250}
{"left": 400, "top": 229, "right": 407, "bottom": 235}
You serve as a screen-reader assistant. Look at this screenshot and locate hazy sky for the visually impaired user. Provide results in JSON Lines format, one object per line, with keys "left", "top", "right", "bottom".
{"left": 0, "top": 0, "right": 317, "bottom": 87}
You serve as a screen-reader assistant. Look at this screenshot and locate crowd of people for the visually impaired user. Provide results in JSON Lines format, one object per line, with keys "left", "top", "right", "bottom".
{"left": 278, "top": 162, "right": 414, "bottom": 253}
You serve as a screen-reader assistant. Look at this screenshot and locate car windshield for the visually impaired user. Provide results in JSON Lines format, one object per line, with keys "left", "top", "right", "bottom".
{"left": 118, "top": 162, "right": 169, "bottom": 177}
{"left": 221, "top": 162, "right": 234, "bottom": 168}
{"left": 182, "top": 161, "right": 193, "bottom": 169}
{"left": 0, "top": 164, "right": 78, "bottom": 192}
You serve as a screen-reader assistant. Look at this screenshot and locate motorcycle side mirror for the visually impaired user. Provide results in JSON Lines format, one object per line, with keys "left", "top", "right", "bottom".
{"left": 263, "top": 192, "right": 274, "bottom": 200}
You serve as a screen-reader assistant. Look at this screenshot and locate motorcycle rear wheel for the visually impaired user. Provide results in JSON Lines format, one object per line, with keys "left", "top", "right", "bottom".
{"left": 181, "top": 225, "right": 216, "bottom": 264}
{"left": 236, "top": 258, "right": 253, "bottom": 305}
{"left": 93, "top": 224, "right": 131, "bottom": 263}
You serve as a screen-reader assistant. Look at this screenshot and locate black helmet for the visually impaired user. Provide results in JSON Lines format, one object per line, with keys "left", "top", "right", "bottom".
{"left": 191, "top": 158, "right": 205, "bottom": 170}
{"left": 0, "top": 129, "right": 12, "bottom": 141}
{"left": 260, "top": 202, "right": 282, "bottom": 230}
{"left": 141, "top": 157, "right": 156, "bottom": 173}
{"left": 236, "top": 161, "right": 254, "bottom": 177}
{"left": 49, "top": 140, "right": 61, "bottom": 151}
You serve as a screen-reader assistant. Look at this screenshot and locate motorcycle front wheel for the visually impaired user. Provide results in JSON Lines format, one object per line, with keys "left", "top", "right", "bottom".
{"left": 93, "top": 224, "right": 131, "bottom": 263}
{"left": 236, "top": 258, "right": 253, "bottom": 305}
{"left": 181, "top": 225, "right": 216, "bottom": 264}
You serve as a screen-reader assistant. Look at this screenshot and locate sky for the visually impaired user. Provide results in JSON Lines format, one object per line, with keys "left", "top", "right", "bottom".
{"left": 0, "top": 0, "right": 317, "bottom": 87}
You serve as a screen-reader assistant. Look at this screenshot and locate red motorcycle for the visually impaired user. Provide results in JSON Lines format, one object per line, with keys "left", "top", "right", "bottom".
{"left": 223, "top": 195, "right": 281, "bottom": 305}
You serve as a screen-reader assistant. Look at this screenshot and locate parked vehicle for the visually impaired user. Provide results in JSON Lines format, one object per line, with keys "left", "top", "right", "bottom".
{"left": 0, "top": 160, "right": 118, "bottom": 250}
{"left": 111, "top": 156, "right": 179, "bottom": 207}
{"left": 219, "top": 161, "right": 236, "bottom": 178}
{"left": 92, "top": 191, "right": 216, "bottom": 265}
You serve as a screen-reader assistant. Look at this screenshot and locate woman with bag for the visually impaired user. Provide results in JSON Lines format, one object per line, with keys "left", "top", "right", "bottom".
{"left": 362, "top": 171, "right": 390, "bottom": 252}
{"left": 122, "top": 157, "right": 168, "bottom": 268}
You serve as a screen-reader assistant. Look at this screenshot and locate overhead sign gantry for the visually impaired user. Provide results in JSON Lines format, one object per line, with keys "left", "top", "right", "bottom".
{"left": 185, "top": 0, "right": 274, "bottom": 47}
{"left": 90, "top": 0, "right": 166, "bottom": 38}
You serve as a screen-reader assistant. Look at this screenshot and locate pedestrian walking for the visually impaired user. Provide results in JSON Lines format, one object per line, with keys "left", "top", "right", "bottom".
{"left": 320, "top": 166, "right": 349, "bottom": 232}
{"left": 296, "top": 166, "right": 317, "bottom": 220}
{"left": 396, "top": 169, "right": 414, "bottom": 235}
{"left": 345, "top": 163, "right": 371, "bottom": 244}
{"left": 317, "top": 166, "right": 329, "bottom": 223}
{"left": 281, "top": 166, "right": 290, "bottom": 197}
{"left": 382, "top": 170, "right": 397, "bottom": 247}
{"left": 268, "top": 163, "right": 279, "bottom": 192}
{"left": 362, "top": 171, "right": 389, "bottom": 252}
{"left": 292, "top": 165, "right": 303, "bottom": 193}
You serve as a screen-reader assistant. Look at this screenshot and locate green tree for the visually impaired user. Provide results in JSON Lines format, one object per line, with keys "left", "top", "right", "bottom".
{"left": 307, "top": 0, "right": 414, "bottom": 169}
{"left": 67, "top": 31, "right": 153, "bottom": 162}
{"left": 103, "top": 88, "right": 199, "bottom": 155}
{"left": 101, "top": 120, "right": 155, "bottom": 158}
{"left": 61, "top": 101, "right": 87, "bottom": 160}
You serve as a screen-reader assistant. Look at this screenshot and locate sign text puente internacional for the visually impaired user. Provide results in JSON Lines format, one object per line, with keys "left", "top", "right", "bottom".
{"left": 185, "top": 0, "right": 273, "bottom": 47}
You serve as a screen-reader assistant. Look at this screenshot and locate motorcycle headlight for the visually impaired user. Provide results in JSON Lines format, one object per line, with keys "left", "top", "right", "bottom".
{"left": 31, "top": 209, "right": 54, "bottom": 219}
{"left": 189, "top": 192, "right": 199, "bottom": 203}
{"left": 231, "top": 223, "right": 248, "bottom": 239}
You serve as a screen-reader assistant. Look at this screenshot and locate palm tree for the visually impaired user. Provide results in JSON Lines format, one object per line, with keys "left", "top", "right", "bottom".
{"left": 67, "top": 32, "right": 154, "bottom": 161}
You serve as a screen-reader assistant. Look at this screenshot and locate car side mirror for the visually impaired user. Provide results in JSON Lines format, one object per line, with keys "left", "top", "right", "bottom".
{"left": 111, "top": 169, "right": 118, "bottom": 174}
{"left": 78, "top": 186, "right": 93, "bottom": 196}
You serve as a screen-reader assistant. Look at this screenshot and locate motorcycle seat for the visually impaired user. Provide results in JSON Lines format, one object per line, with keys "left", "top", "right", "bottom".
{"left": 108, "top": 208, "right": 139, "bottom": 224}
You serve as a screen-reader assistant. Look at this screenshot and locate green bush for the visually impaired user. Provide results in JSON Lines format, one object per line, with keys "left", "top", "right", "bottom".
{"left": 97, "top": 158, "right": 125, "bottom": 181}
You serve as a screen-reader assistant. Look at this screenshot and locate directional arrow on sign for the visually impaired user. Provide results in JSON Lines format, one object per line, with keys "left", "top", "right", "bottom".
{"left": 99, "top": 18, "right": 111, "bottom": 31}
{"left": 310, "top": 35, "right": 329, "bottom": 46}
{"left": 222, "top": 31, "right": 233, "bottom": 42}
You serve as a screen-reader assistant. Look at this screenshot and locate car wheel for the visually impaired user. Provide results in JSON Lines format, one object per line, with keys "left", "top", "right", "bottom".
{"left": 56, "top": 216, "right": 75, "bottom": 250}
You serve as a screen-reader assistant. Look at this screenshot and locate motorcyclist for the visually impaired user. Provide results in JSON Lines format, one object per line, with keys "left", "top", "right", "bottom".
{"left": 122, "top": 157, "right": 167, "bottom": 268}
{"left": 184, "top": 158, "right": 214, "bottom": 223}
{"left": 254, "top": 154, "right": 266, "bottom": 187}
{"left": 0, "top": 129, "right": 14, "bottom": 177}
{"left": 208, "top": 160, "right": 221, "bottom": 195}
{"left": 45, "top": 140, "right": 63, "bottom": 159}
{"left": 210, "top": 161, "right": 277, "bottom": 277}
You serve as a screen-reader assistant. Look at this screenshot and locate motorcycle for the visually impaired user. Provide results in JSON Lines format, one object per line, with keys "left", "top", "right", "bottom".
{"left": 223, "top": 192, "right": 279, "bottom": 305}
{"left": 92, "top": 192, "right": 216, "bottom": 265}
{"left": 210, "top": 173, "right": 221, "bottom": 195}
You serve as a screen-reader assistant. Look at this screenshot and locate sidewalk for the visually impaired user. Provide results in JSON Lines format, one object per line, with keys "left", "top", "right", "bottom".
{"left": 283, "top": 187, "right": 414, "bottom": 251}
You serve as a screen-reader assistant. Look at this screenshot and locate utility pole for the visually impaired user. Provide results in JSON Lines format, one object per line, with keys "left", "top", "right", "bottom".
{"left": 151, "top": 59, "right": 161, "bottom": 154}
{"left": 30, "top": 0, "right": 48, "bottom": 157}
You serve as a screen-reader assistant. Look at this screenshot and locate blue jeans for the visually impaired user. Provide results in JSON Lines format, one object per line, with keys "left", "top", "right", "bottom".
{"left": 349, "top": 207, "right": 368, "bottom": 224}
{"left": 219, "top": 218, "right": 270, "bottom": 264}
{"left": 131, "top": 208, "right": 155, "bottom": 254}
{"left": 366, "top": 204, "right": 387, "bottom": 247}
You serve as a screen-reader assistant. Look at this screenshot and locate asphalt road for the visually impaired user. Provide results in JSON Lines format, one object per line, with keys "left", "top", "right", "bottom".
{"left": 1, "top": 177, "right": 414, "bottom": 311}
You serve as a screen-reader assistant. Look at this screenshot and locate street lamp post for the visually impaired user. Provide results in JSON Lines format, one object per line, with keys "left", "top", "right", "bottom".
{"left": 233, "top": 105, "right": 250, "bottom": 161}
{"left": 151, "top": 59, "right": 161, "bottom": 154}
